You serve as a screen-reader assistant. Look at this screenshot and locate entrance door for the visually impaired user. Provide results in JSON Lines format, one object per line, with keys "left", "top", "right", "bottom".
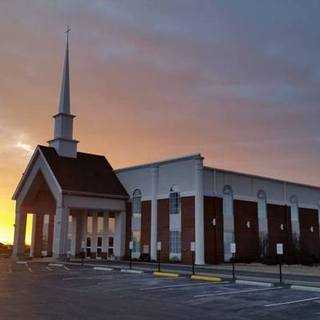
{"left": 108, "top": 236, "right": 114, "bottom": 258}
{"left": 97, "top": 236, "right": 102, "bottom": 259}
{"left": 86, "top": 237, "right": 91, "bottom": 258}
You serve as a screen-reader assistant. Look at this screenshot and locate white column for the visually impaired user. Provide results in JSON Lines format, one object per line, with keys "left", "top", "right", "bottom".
{"left": 81, "top": 211, "right": 87, "bottom": 251}
{"left": 114, "top": 211, "right": 126, "bottom": 259}
{"left": 150, "top": 165, "right": 159, "bottom": 261}
{"left": 195, "top": 157, "right": 205, "bottom": 265}
{"left": 290, "top": 196, "right": 300, "bottom": 248}
{"left": 103, "top": 212, "right": 109, "bottom": 254}
{"left": 223, "top": 186, "right": 234, "bottom": 261}
{"left": 30, "top": 214, "right": 37, "bottom": 257}
{"left": 257, "top": 190, "right": 268, "bottom": 257}
{"left": 53, "top": 205, "right": 69, "bottom": 259}
{"left": 12, "top": 206, "right": 27, "bottom": 257}
{"left": 70, "top": 215, "right": 77, "bottom": 257}
{"left": 92, "top": 212, "right": 98, "bottom": 256}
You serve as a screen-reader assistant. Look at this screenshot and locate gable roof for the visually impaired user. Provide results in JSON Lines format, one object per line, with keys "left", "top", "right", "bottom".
{"left": 38, "top": 145, "right": 128, "bottom": 198}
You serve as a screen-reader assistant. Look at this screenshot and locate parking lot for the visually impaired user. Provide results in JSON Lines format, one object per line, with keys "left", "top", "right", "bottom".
{"left": 1, "top": 259, "right": 320, "bottom": 320}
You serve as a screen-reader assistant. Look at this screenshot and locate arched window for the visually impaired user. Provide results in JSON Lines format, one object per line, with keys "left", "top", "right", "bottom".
{"left": 169, "top": 186, "right": 181, "bottom": 260}
{"left": 131, "top": 189, "right": 142, "bottom": 258}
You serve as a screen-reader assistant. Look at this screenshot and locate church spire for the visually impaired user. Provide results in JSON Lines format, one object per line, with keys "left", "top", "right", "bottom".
{"left": 48, "top": 26, "right": 78, "bottom": 158}
{"left": 58, "top": 26, "right": 71, "bottom": 114}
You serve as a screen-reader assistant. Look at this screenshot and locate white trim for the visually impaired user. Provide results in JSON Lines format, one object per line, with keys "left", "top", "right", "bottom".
{"left": 115, "top": 153, "right": 202, "bottom": 173}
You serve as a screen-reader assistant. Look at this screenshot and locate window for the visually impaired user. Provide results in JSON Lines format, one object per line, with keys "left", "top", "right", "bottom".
{"left": 97, "top": 237, "right": 102, "bottom": 247}
{"left": 108, "top": 217, "right": 115, "bottom": 234}
{"left": 87, "top": 215, "right": 93, "bottom": 234}
{"left": 170, "top": 231, "right": 181, "bottom": 254}
{"left": 132, "top": 231, "right": 141, "bottom": 254}
{"left": 169, "top": 192, "right": 180, "bottom": 215}
{"left": 131, "top": 189, "right": 142, "bottom": 257}
{"left": 132, "top": 189, "right": 142, "bottom": 214}
{"left": 97, "top": 216, "right": 104, "bottom": 234}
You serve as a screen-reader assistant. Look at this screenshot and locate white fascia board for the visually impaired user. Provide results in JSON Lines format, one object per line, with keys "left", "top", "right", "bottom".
{"left": 14, "top": 149, "right": 62, "bottom": 206}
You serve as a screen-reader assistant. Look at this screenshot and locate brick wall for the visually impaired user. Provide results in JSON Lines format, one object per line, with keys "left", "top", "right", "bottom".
{"left": 181, "top": 197, "right": 195, "bottom": 264}
{"left": 299, "top": 208, "right": 320, "bottom": 259}
{"left": 157, "top": 199, "right": 170, "bottom": 261}
{"left": 234, "top": 200, "right": 259, "bottom": 261}
{"left": 267, "top": 204, "right": 292, "bottom": 259}
{"left": 141, "top": 201, "right": 151, "bottom": 255}
{"left": 204, "top": 196, "right": 223, "bottom": 264}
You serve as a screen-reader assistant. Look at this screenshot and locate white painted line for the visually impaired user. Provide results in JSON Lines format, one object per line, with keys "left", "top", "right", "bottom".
{"left": 64, "top": 266, "right": 70, "bottom": 271}
{"left": 46, "top": 266, "right": 54, "bottom": 271}
{"left": 16, "top": 261, "right": 28, "bottom": 265}
{"left": 94, "top": 267, "right": 114, "bottom": 272}
{"left": 236, "top": 280, "right": 273, "bottom": 287}
{"left": 194, "top": 286, "right": 282, "bottom": 298}
{"left": 120, "top": 269, "right": 143, "bottom": 274}
{"left": 291, "top": 285, "right": 320, "bottom": 293}
{"left": 265, "top": 297, "right": 320, "bottom": 307}
{"left": 141, "top": 283, "right": 214, "bottom": 291}
{"left": 48, "top": 263, "right": 64, "bottom": 267}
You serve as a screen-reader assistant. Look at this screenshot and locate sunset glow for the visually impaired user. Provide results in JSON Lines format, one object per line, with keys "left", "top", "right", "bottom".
{"left": 1, "top": 1, "right": 320, "bottom": 244}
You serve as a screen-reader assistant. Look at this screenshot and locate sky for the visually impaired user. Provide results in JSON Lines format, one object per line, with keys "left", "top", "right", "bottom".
{"left": 0, "top": 0, "right": 320, "bottom": 244}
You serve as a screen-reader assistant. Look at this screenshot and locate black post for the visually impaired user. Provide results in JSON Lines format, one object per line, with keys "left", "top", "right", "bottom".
{"left": 129, "top": 249, "right": 132, "bottom": 269}
{"left": 192, "top": 251, "right": 195, "bottom": 275}
{"left": 157, "top": 249, "right": 161, "bottom": 272}
{"left": 279, "top": 255, "right": 282, "bottom": 284}
{"left": 232, "top": 253, "right": 236, "bottom": 281}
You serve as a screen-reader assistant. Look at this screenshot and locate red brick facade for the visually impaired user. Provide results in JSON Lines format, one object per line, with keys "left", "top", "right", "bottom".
{"left": 124, "top": 195, "right": 320, "bottom": 265}
{"left": 157, "top": 199, "right": 170, "bottom": 261}
{"left": 234, "top": 200, "right": 259, "bottom": 261}
{"left": 181, "top": 197, "right": 195, "bottom": 264}
{"left": 267, "top": 204, "right": 292, "bottom": 258}
{"left": 204, "top": 196, "right": 223, "bottom": 264}
{"left": 141, "top": 201, "right": 151, "bottom": 256}
{"left": 299, "top": 208, "right": 320, "bottom": 259}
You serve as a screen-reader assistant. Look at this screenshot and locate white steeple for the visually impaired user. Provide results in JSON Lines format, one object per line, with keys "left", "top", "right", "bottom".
{"left": 48, "top": 27, "right": 78, "bottom": 158}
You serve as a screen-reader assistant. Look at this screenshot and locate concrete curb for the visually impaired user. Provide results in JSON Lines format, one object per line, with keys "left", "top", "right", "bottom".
{"left": 153, "top": 271, "right": 179, "bottom": 278}
{"left": 121, "top": 269, "right": 144, "bottom": 274}
{"left": 93, "top": 267, "right": 113, "bottom": 272}
{"left": 235, "top": 279, "right": 273, "bottom": 287}
{"left": 190, "top": 275, "right": 222, "bottom": 282}
{"left": 291, "top": 285, "right": 320, "bottom": 293}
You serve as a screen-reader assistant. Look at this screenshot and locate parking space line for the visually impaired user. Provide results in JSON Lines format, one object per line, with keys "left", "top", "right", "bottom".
{"left": 64, "top": 266, "right": 70, "bottom": 271}
{"left": 141, "top": 283, "right": 216, "bottom": 291}
{"left": 194, "top": 286, "right": 282, "bottom": 298}
{"left": 265, "top": 297, "right": 320, "bottom": 307}
{"left": 46, "top": 266, "right": 54, "bottom": 271}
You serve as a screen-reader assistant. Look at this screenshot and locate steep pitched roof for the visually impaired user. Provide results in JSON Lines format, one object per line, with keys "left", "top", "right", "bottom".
{"left": 38, "top": 145, "right": 128, "bottom": 198}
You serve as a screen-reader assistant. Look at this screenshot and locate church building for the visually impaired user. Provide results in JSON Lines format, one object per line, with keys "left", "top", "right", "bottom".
{"left": 12, "top": 34, "right": 320, "bottom": 265}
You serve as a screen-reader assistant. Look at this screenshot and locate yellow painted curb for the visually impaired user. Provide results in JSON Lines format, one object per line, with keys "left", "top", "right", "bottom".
{"left": 190, "top": 275, "right": 221, "bottom": 282}
{"left": 153, "top": 271, "right": 179, "bottom": 278}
